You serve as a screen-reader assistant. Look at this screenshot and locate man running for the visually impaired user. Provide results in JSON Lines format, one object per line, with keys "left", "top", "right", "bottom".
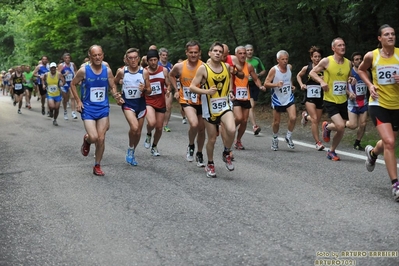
{"left": 189, "top": 41, "right": 235, "bottom": 178}
{"left": 245, "top": 44, "right": 266, "bottom": 135}
{"left": 70, "top": 45, "right": 116, "bottom": 176}
{"left": 232, "top": 46, "right": 265, "bottom": 150}
{"left": 143, "top": 49, "right": 171, "bottom": 156}
{"left": 169, "top": 40, "right": 206, "bottom": 167}
{"left": 158, "top": 48, "right": 174, "bottom": 132}
{"left": 9, "top": 66, "right": 26, "bottom": 114}
{"left": 264, "top": 50, "right": 296, "bottom": 151}
{"left": 113, "top": 48, "right": 150, "bottom": 166}
{"left": 23, "top": 65, "right": 34, "bottom": 109}
{"left": 345, "top": 52, "right": 369, "bottom": 151}
{"left": 58, "top": 53, "right": 78, "bottom": 120}
{"left": 43, "top": 62, "right": 66, "bottom": 126}
{"left": 33, "top": 56, "right": 50, "bottom": 115}
{"left": 309, "top": 37, "right": 353, "bottom": 161}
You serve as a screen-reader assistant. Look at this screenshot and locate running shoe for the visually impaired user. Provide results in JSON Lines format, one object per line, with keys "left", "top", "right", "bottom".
{"left": 196, "top": 152, "right": 205, "bottom": 167}
{"left": 48, "top": 110, "right": 53, "bottom": 118}
{"left": 25, "top": 104, "right": 28, "bottom": 108}
{"left": 322, "top": 121, "right": 331, "bottom": 142}
{"left": 315, "top": 141, "right": 325, "bottom": 151}
{"left": 365, "top": 145, "right": 377, "bottom": 172}
{"left": 253, "top": 125, "right": 261, "bottom": 135}
{"left": 230, "top": 151, "right": 235, "bottom": 161}
{"left": 42, "top": 107, "right": 45, "bottom": 115}
{"left": 64, "top": 110, "right": 68, "bottom": 120}
{"left": 271, "top": 137, "right": 279, "bottom": 151}
{"left": 151, "top": 147, "right": 160, "bottom": 156}
{"left": 53, "top": 120, "right": 58, "bottom": 126}
{"left": 144, "top": 135, "right": 151, "bottom": 149}
{"left": 234, "top": 139, "right": 245, "bottom": 150}
{"left": 301, "top": 111, "right": 308, "bottom": 127}
{"left": 13, "top": 101, "right": 16, "bottom": 106}
{"left": 186, "top": 146, "right": 194, "bottom": 162}
{"left": 222, "top": 152, "right": 235, "bottom": 171}
{"left": 353, "top": 144, "right": 365, "bottom": 151}
{"left": 71, "top": 111, "right": 78, "bottom": 119}
{"left": 182, "top": 117, "right": 187, "bottom": 124}
{"left": 28, "top": 104, "right": 31, "bottom": 110}
{"left": 205, "top": 164, "right": 216, "bottom": 178}
{"left": 93, "top": 164, "right": 105, "bottom": 176}
{"left": 81, "top": 133, "right": 90, "bottom": 156}
{"left": 285, "top": 136, "right": 295, "bottom": 149}
{"left": 126, "top": 148, "right": 134, "bottom": 164}
{"left": 392, "top": 182, "right": 399, "bottom": 202}
{"left": 17, "top": 109, "right": 21, "bottom": 114}
{"left": 163, "top": 126, "right": 171, "bottom": 132}
{"left": 326, "top": 150, "right": 340, "bottom": 161}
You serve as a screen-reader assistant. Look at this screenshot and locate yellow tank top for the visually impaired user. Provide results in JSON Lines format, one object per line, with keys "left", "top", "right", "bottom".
{"left": 234, "top": 62, "right": 250, "bottom": 101}
{"left": 323, "top": 55, "right": 351, "bottom": 104}
{"left": 179, "top": 59, "right": 202, "bottom": 105}
{"left": 47, "top": 72, "right": 60, "bottom": 97}
{"left": 370, "top": 48, "right": 399, "bottom": 109}
{"left": 203, "top": 62, "right": 231, "bottom": 117}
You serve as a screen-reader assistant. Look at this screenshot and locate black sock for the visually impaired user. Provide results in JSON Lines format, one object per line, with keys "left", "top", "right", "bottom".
{"left": 152, "top": 144, "right": 157, "bottom": 148}
{"left": 189, "top": 144, "right": 195, "bottom": 150}
{"left": 196, "top": 151, "right": 202, "bottom": 156}
{"left": 147, "top": 133, "right": 151, "bottom": 137}
{"left": 354, "top": 139, "right": 360, "bottom": 146}
{"left": 208, "top": 161, "right": 214, "bottom": 165}
{"left": 392, "top": 179, "right": 398, "bottom": 185}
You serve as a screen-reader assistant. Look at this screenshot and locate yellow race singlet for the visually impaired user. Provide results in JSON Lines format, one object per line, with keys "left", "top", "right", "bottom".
{"left": 323, "top": 56, "right": 351, "bottom": 104}
{"left": 202, "top": 62, "right": 231, "bottom": 119}
{"left": 370, "top": 48, "right": 399, "bottom": 109}
{"left": 47, "top": 72, "right": 61, "bottom": 97}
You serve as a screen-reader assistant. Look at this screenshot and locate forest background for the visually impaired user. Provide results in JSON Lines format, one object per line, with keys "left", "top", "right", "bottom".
{"left": 1, "top": 0, "right": 399, "bottom": 105}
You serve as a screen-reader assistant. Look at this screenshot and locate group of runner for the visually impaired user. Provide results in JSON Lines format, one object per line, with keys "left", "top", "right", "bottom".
{"left": 1, "top": 54, "right": 79, "bottom": 126}
{"left": 3, "top": 24, "right": 399, "bottom": 201}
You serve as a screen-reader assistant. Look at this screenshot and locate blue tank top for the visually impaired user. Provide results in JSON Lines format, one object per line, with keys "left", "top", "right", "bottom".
{"left": 60, "top": 63, "right": 75, "bottom": 85}
{"left": 82, "top": 64, "right": 109, "bottom": 110}
{"left": 158, "top": 61, "right": 173, "bottom": 72}
{"left": 38, "top": 65, "right": 49, "bottom": 85}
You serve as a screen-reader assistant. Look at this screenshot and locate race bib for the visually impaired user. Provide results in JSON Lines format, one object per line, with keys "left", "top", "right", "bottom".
{"left": 176, "top": 80, "right": 181, "bottom": 90}
{"left": 123, "top": 86, "right": 141, "bottom": 99}
{"left": 183, "top": 86, "right": 191, "bottom": 100}
{"left": 355, "top": 83, "right": 367, "bottom": 96}
{"left": 47, "top": 85, "right": 57, "bottom": 93}
{"left": 210, "top": 97, "right": 229, "bottom": 115}
{"left": 376, "top": 65, "right": 399, "bottom": 85}
{"left": 14, "top": 83, "right": 23, "bottom": 90}
{"left": 65, "top": 73, "right": 73, "bottom": 82}
{"left": 235, "top": 87, "right": 248, "bottom": 100}
{"left": 306, "top": 85, "right": 321, "bottom": 98}
{"left": 333, "top": 81, "right": 347, "bottom": 95}
{"left": 278, "top": 85, "right": 291, "bottom": 95}
{"left": 150, "top": 81, "right": 162, "bottom": 96}
{"left": 90, "top": 87, "right": 106, "bottom": 102}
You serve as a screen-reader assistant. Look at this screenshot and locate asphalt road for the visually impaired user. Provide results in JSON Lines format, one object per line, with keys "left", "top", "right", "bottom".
{"left": 1, "top": 94, "right": 398, "bottom": 266}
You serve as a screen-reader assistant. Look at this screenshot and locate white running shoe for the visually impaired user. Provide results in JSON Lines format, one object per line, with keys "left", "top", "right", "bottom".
{"left": 144, "top": 135, "right": 151, "bottom": 149}
{"left": 71, "top": 111, "right": 78, "bottom": 119}
{"left": 365, "top": 145, "right": 376, "bottom": 172}
{"left": 186, "top": 146, "right": 194, "bottom": 162}
{"left": 271, "top": 137, "right": 279, "bottom": 151}
{"left": 182, "top": 117, "right": 187, "bottom": 124}
{"left": 64, "top": 110, "right": 68, "bottom": 120}
{"left": 151, "top": 147, "right": 160, "bottom": 156}
{"left": 285, "top": 136, "right": 295, "bottom": 149}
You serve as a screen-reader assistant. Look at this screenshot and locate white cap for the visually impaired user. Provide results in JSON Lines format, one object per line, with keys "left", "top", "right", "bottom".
{"left": 49, "top": 62, "right": 57, "bottom": 68}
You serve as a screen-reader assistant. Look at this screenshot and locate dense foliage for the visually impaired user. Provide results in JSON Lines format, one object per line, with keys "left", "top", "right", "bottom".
{"left": 1, "top": 0, "right": 398, "bottom": 104}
